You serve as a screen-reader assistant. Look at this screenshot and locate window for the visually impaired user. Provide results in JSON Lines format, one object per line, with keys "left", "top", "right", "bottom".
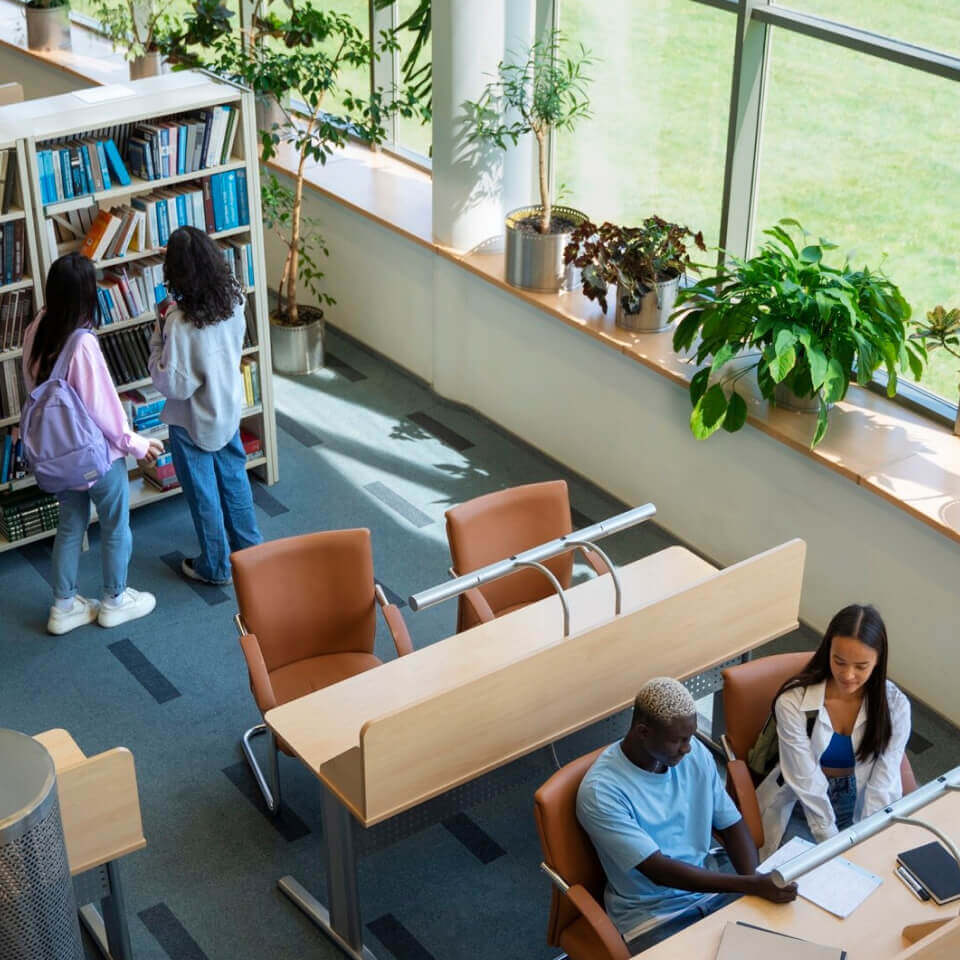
{"left": 556, "top": 0, "right": 735, "bottom": 251}
{"left": 393, "top": 0, "right": 431, "bottom": 159}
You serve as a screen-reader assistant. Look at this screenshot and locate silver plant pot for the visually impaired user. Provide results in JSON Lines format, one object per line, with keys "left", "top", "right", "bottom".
{"left": 25, "top": 5, "right": 71, "bottom": 52}
{"left": 270, "top": 317, "right": 324, "bottom": 375}
{"left": 504, "top": 205, "right": 587, "bottom": 293}
{"left": 773, "top": 382, "right": 823, "bottom": 414}
{"left": 129, "top": 52, "right": 163, "bottom": 80}
{"left": 615, "top": 275, "right": 681, "bottom": 333}
{"left": 255, "top": 95, "right": 287, "bottom": 138}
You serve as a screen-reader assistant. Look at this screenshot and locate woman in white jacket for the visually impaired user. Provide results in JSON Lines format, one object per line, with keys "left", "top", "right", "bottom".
{"left": 756, "top": 604, "right": 911, "bottom": 860}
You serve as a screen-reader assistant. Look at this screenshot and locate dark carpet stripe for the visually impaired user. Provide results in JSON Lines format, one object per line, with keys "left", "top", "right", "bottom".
{"left": 21, "top": 542, "right": 54, "bottom": 588}
{"left": 441, "top": 812, "right": 506, "bottom": 864}
{"left": 138, "top": 903, "right": 209, "bottom": 960}
{"left": 251, "top": 480, "right": 290, "bottom": 518}
{"left": 908, "top": 731, "right": 933, "bottom": 755}
{"left": 160, "top": 551, "right": 230, "bottom": 606}
{"left": 326, "top": 352, "right": 366, "bottom": 382}
{"left": 221, "top": 761, "right": 311, "bottom": 842}
{"left": 108, "top": 639, "right": 181, "bottom": 704}
{"left": 570, "top": 507, "right": 595, "bottom": 530}
{"left": 277, "top": 410, "right": 324, "bottom": 447}
{"left": 375, "top": 579, "right": 406, "bottom": 608}
{"left": 364, "top": 481, "right": 432, "bottom": 528}
{"left": 367, "top": 914, "right": 436, "bottom": 960}
{"left": 406, "top": 411, "right": 474, "bottom": 452}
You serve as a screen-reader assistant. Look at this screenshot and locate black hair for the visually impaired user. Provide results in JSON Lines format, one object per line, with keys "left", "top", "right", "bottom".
{"left": 774, "top": 604, "right": 891, "bottom": 763}
{"left": 163, "top": 226, "right": 242, "bottom": 328}
{"left": 31, "top": 253, "right": 97, "bottom": 384}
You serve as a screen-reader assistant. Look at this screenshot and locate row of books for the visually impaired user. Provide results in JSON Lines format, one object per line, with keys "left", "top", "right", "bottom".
{"left": 0, "top": 150, "right": 19, "bottom": 215}
{"left": 221, "top": 238, "right": 255, "bottom": 289}
{"left": 0, "top": 358, "right": 26, "bottom": 420}
{"left": 0, "top": 487, "right": 58, "bottom": 543}
{"left": 127, "top": 105, "right": 239, "bottom": 182}
{"left": 120, "top": 385, "right": 166, "bottom": 433}
{"left": 0, "top": 219, "right": 26, "bottom": 285}
{"left": 0, "top": 426, "right": 27, "bottom": 485}
{"left": 99, "top": 325, "right": 152, "bottom": 388}
{"left": 36, "top": 137, "right": 130, "bottom": 204}
{"left": 140, "top": 428, "right": 261, "bottom": 492}
{"left": 240, "top": 357, "right": 261, "bottom": 408}
{"left": 97, "top": 262, "right": 166, "bottom": 327}
{"left": 0, "top": 289, "right": 32, "bottom": 353}
{"left": 79, "top": 206, "right": 146, "bottom": 262}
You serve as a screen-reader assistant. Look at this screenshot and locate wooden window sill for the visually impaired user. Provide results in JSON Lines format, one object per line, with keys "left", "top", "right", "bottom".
{"left": 6, "top": 5, "right": 959, "bottom": 545}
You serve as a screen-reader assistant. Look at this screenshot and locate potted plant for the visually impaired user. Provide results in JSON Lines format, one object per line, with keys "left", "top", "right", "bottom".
{"left": 25, "top": 0, "right": 71, "bottom": 52}
{"left": 671, "top": 219, "right": 926, "bottom": 448}
{"left": 564, "top": 216, "right": 706, "bottom": 332}
{"left": 911, "top": 305, "right": 960, "bottom": 436}
{"left": 464, "top": 30, "right": 593, "bottom": 293}
{"left": 89, "top": 0, "right": 175, "bottom": 79}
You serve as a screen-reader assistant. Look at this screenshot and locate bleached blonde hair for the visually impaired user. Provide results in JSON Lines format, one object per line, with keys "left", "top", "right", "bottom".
{"left": 631, "top": 677, "right": 696, "bottom": 728}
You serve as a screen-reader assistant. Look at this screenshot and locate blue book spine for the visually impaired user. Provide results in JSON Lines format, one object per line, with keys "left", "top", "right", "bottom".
{"left": 178, "top": 124, "right": 187, "bottom": 175}
{"left": 132, "top": 398, "right": 166, "bottom": 419}
{"left": 133, "top": 415, "right": 162, "bottom": 431}
{"left": 59, "top": 150, "right": 74, "bottom": 198}
{"left": 175, "top": 194, "right": 187, "bottom": 229}
{"left": 224, "top": 170, "right": 238, "bottom": 228}
{"left": 156, "top": 198, "right": 169, "bottom": 246}
{"left": 155, "top": 451, "right": 173, "bottom": 468}
{"left": 80, "top": 144, "right": 94, "bottom": 194}
{"left": 235, "top": 169, "right": 249, "bottom": 226}
{"left": 37, "top": 151, "right": 51, "bottom": 204}
{"left": 3, "top": 223, "right": 13, "bottom": 285}
{"left": 160, "top": 127, "right": 170, "bottom": 178}
{"left": 104, "top": 139, "right": 131, "bottom": 186}
{"left": 246, "top": 244, "right": 254, "bottom": 286}
{"left": 154, "top": 281, "right": 167, "bottom": 305}
{"left": 96, "top": 288, "right": 111, "bottom": 326}
{"left": 96, "top": 141, "right": 112, "bottom": 190}
{"left": 103, "top": 287, "right": 116, "bottom": 320}
{"left": 1, "top": 434, "right": 11, "bottom": 484}
{"left": 210, "top": 173, "right": 225, "bottom": 232}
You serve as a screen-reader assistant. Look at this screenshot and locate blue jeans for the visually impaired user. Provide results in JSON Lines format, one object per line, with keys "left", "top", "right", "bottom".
{"left": 783, "top": 774, "right": 857, "bottom": 844}
{"left": 168, "top": 425, "right": 262, "bottom": 582}
{"left": 53, "top": 457, "right": 131, "bottom": 600}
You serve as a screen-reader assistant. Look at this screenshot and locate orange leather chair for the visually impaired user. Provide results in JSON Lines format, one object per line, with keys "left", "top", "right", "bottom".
{"left": 231, "top": 529, "right": 413, "bottom": 814}
{"left": 445, "top": 480, "right": 608, "bottom": 633}
{"left": 721, "top": 652, "right": 918, "bottom": 850}
{"left": 534, "top": 747, "right": 630, "bottom": 960}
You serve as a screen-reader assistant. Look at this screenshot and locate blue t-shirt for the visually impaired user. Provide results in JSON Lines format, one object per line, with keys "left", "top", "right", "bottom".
{"left": 576, "top": 738, "right": 741, "bottom": 935}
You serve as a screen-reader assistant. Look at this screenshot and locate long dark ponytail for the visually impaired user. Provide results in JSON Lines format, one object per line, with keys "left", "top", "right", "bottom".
{"left": 774, "top": 604, "right": 891, "bottom": 762}
{"left": 31, "top": 253, "right": 97, "bottom": 384}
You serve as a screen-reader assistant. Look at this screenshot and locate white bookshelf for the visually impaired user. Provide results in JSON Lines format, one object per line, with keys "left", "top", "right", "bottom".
{"left": 0, "top": 72, "right": 278, "bottom": 553}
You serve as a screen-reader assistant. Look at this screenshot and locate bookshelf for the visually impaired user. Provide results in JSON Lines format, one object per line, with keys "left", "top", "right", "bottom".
{"left": 0, "top": 72, "right": 278, "bottom": 553}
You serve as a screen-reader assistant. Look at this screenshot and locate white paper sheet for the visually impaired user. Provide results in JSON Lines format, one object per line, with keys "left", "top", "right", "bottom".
{"left": 758, "top": 836, "right": 883, "bottom": 918}
{"left": 72, "top": 87, "right": 136, "bottom": 104}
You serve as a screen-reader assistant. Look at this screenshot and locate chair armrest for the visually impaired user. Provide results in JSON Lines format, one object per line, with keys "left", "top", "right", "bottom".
{"left": 239, "top": 632, "right": 277, "bottom": 714}
{"left": 564, "top": 884, "right": 630, "bottom": 960}
{"left": 726, "top": 759, "right": 764, "bottom": 851}
{"left": 462, "top": 586, "right": 496, "bottom": 624}
{"left": 382, "top": 603, "right": 414, "bottom": 657}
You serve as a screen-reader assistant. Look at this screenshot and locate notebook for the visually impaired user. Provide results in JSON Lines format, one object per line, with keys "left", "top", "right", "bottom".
{"left": 715, "top": 921, "right": 845, "bottom": 959}
{"left": 897, "top": 842, "right": 960, "bottom": 905}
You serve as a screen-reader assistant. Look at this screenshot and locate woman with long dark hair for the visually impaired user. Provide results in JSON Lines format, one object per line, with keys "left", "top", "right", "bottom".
{"left": 21, "top": 253, "right": 162, "bottom": 634}
{"left": 756, "top": 604, "right": 911, "bottom": 858}
{"left": 148, "top": 226, "right": 262, "bottom": 585}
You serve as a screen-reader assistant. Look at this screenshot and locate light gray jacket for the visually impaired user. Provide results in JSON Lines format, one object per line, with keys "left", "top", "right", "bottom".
{"left": 148, "top": 299, "right": 245, "bottom": 451}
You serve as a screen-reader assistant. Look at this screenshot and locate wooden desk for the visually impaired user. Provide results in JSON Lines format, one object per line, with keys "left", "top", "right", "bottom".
{"left": 641, "top": 790, "right": 960, "bottom": 959}
{"left": 34, "top": 728, "right": 145, "bottom": 960}
{"left": 265, "top": 540, "right": 805, "bottom": 960}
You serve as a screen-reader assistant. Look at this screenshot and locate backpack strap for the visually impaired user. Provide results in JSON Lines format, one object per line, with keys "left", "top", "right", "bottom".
{"left": 805, "top": 709, "right": 818, "bottom": 738}
{"left": 49, "top": 328, "right": 94, "bottom": 382}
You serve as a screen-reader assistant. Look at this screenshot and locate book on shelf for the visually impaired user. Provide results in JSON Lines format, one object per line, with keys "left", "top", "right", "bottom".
{"left": 0, "top": 486, "right": 58, "bottom": 542}
{"left": 240, "top": 428, "right": 261, "bottom": 459}
{"left": 99, "top": 324, "right": 151, "bottom": 386}
{"left": 140, "top": 446, "right": 179, "bottom": 492}
{"left": 1, "top": 426, "right": 28, "bottom": 484}
{"left": 0, "top": 149, "right": 18, "bottom": 215}
{"left": 0, "top": 356, "right": 27, "bottom": 420}
{"left": 0, "top": 289, "right": 32, "bottom": 352}
{"left": 36, "top": 136, "right": 129, "bottom": 204}
{"left": 219, "top": 237, "right": 255, "bottom": 289}
{"left": 0, "top": 219, "right": 26, "bottom": 285}
{"left": 240, "top": 356, "right": 260, "bottom": 407}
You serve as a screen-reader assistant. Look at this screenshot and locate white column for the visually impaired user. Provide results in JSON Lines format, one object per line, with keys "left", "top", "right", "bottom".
{"left": 431, "top": 0, "right": 506, "bottom": 250}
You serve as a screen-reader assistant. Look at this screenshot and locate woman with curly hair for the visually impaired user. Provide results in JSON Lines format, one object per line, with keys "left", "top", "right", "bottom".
{"left": 149, "top": 226, "right": 262, "bottom": 585}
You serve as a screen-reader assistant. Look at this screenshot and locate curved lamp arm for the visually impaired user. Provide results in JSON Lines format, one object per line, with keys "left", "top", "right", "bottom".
{"left": 514, "top": 559, "right": 570, "bottom": 637}
{"left": 565, "top": 538, "right": 622, "bottom": 615}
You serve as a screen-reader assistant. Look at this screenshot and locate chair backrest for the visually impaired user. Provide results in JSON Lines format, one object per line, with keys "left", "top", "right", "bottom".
{"left": 231, "top": 529, "right": 377, "bottom": 672}
{"left": 445, "top": 480, "right": 575, "bottom": 632}
{"left": 534, "top": 746, "right": 607, "bottom": 946}
{"left": 721, "top": 652, "right": 812, "bottom": 760}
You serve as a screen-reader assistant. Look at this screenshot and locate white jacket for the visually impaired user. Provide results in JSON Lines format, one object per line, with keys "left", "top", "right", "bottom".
{"left": 756, "top": 679, "right": 911, "bottom": 860}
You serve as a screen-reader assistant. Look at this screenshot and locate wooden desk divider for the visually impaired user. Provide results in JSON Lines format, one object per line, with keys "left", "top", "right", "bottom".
{"left": 897, "top": 916, "right": 960, "bottom": 958}
{"left": 338, "top": 538, "right": 804, "bottom": 825}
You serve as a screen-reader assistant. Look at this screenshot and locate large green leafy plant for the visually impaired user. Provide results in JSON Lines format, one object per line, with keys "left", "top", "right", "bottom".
{"left": 672, "top": 220, "right": 925, "bottom": 447}
{"left": 89, "top": 0, "right": 174, "bottom": 60}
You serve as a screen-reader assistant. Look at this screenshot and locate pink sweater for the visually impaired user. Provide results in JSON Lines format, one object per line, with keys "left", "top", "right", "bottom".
{"left": 22, "top": 316, "right": 151, "bottom": 468}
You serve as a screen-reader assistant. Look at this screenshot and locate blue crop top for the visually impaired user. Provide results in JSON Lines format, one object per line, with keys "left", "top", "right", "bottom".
{"left": 820, "top": 732, "right": 856, "bottom": 768}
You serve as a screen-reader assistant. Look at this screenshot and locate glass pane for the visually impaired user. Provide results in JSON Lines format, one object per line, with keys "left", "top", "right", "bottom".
{"left": 395, "top": 0, "right": 432, "bottom": 158}
{"left": 777, "top": 1, "right": 960, "bottom": 56}
{"left": 557, "top": 0, "right": 735, "bottom": 252}
{"left": 755, "top": 29, "right": 960, "bottom": 406}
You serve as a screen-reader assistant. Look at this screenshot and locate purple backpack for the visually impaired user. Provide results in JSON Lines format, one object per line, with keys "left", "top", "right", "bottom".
{"left": 20, "top": 329, "right": 112, "bottom": 493}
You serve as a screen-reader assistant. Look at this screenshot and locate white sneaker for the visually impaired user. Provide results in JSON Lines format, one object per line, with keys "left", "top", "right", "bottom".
{"left": 47, "top": 596, "right": 101, "bottom": 635}
{"left": 97, "top": 588, "right": 157, "bottom": 628}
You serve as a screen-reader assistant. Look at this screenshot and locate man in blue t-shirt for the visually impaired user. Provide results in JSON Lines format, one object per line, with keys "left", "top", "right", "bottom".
{"left": 577, "top": 677, "right": 797, "bottom": 952}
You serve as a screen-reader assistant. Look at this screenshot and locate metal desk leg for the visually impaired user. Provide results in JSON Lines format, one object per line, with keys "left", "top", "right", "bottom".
{"left": 78, "top": 860, "right": 134, "bottom": 960}
{"left": 278, "top": 784, "right": 379, "bottom": 960}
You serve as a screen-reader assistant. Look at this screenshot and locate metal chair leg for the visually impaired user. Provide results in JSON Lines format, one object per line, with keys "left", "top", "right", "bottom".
{"left": 550, "top": 742, "right": 562, "bottom": 770}
{"left": 241, "top": 723, "right": 281, "bottom": 815}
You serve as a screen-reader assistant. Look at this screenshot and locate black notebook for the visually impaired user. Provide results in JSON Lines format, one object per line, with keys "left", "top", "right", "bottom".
{"left": 897, "top": 841, "right": 960, "bottom": 905}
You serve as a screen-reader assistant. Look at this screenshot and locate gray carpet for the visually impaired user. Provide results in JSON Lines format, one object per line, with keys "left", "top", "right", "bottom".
{"left": 1, "top": 326, "right": 956, "bottom": 960}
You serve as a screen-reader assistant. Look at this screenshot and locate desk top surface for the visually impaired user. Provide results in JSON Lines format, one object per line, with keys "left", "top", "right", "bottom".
{"left": 266, "top": 546, "right": 716, "bottom": 775}
{"left": 641, "top": 790, "right": 960, "bottom": 959}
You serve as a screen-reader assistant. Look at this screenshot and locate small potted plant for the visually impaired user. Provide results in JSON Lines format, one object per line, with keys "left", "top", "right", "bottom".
{"left": 89, "top": 0, "right": 175, "bottom": 79}
{"left": 911, "top": 305, "right": 960, "bottom": 436}
{"left": 671, "top": 219, "right": 926, "bottom": 448}
{"left": 25, "top": 0, "right": 71, "bottom": 52}
{"left": 564, "top": 216, "right": 706, "bottom": 332}
{"left": 465, "top": 30, "right": 593, "bottom": 293}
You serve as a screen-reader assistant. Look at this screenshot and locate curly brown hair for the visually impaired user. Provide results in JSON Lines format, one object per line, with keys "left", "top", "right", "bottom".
{"left": 163, "top": 226, "right": 243, "bottom": 328}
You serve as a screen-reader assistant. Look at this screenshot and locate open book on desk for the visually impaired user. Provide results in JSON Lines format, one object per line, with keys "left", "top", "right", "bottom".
{"left": 758, "top": 836, "right": 883, "bottom": 918}
{"left": 716, "top": 921, "right": 846, "bottom": 959}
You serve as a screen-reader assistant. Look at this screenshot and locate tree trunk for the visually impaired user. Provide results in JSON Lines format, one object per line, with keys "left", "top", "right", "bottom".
{"left": 285, "top": 114, "right": 317, "bottom": 325}
{"left": 277, "top": 243, "right": 292, "bottom": 318}
{"left": 535, "top": 128, "right": 550, "bottom": 235}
